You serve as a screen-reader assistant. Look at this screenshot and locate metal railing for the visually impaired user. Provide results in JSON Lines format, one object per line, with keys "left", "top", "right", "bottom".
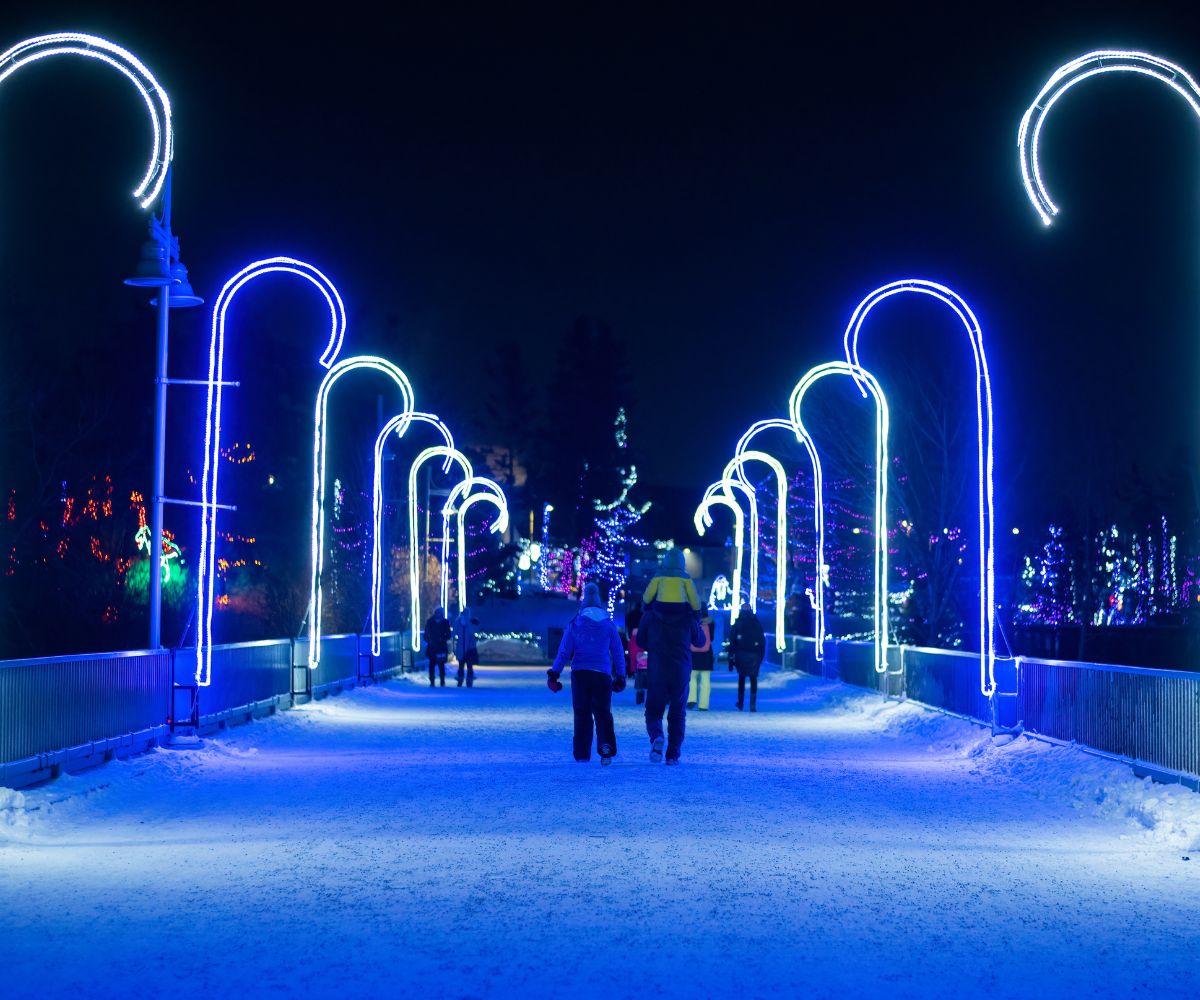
{"left": 769, "top": 633, "right": 1200, "bottom": 785}
{"left": 0, "top": 631, "right": 411, "bottom": 788}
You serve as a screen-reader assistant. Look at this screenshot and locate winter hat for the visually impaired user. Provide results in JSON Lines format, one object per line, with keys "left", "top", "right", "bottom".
{"left": 434, "top": 606, "right": 445, "bottom": 619}
{"left": 581, "top": 582, "right": 603, "bottom": 608}
{"left": 662, "top": 547, "right": 687, "bottom": 574}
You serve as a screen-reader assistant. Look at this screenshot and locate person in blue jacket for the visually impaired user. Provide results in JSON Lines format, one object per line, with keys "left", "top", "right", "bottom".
{"left": 547, "top": 582, "right": 627, "bottom": 765}
{"left": 638, "top": 595, "right": 706, "bottom": 764}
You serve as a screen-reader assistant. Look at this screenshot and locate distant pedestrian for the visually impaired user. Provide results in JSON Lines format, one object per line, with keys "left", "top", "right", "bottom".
{"left": 728, "top": 603, "right": 765, "bottom": 711}
{"left": 455, "top": 606, "right": 481, "bottom": 687}
{"left": 423, "top": 606, "right": 452, "bottom": 687}
{"left": 639, "top": 596, "right": 706, "bottom": 764}
{"left": 547, "top": 582, "right": 626, "bottom": 764}
{"left": 687, "top": 613, "right": 714, "bottom": 711}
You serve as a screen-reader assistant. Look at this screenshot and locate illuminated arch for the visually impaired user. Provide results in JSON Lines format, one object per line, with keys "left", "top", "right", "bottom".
{"left": 441, "top": 478, "right": 509, "bottom": 613}
{"left": 789, "top": 362, "right": 890, "bottom": 674}
{"left": 735, "top": 419, "right": 828, "bottom": 657}
{"left": 695, "top": 486, "right": 745, "bottom": 623}
{"left": 1018, "top": 50, "right": 1200, "bottom": 226}
{"left": 403, "top": 447, "right": 473, "bottom": 652}
{"left": 309, "top": 357, "right": 415, "bottom": 668}
{"left": 842, "top": 279, "right": 996, "bottom": 695}
{"left": 195, "top": 257, "right": 347, "bottom": 685}
{"left": 0, "top": 32, "right": 172, "bottom": 208}
{"left": 369, "top": 414, "right": 457, "bottom": 657}
{"left": 724, "top": 451, "right": 787, "bottom": 650}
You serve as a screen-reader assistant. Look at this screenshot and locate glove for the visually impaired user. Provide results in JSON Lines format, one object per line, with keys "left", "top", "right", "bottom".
{"left": 546, "top": 669, "right": 563, "bottom": 693}
{"left": 611, "top": 675, "right": 627, "bottom": 693}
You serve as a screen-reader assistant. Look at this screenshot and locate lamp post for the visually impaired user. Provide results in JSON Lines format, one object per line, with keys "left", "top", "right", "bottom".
{"left": 125, "top": 166, "right": 204, "bottom": 650}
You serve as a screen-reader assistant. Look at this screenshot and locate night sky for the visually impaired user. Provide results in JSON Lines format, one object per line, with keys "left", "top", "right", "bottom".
{"left": 4, "top": 1, "right": 1200, "bottom": 540}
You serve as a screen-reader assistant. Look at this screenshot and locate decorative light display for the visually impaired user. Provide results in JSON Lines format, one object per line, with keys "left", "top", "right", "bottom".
{"left": 368, "top": 414, "right": 457, "bottom": 656}
{"left": 440, "top": 478, "right": 509, "bottom": 612}
{"left": 0, "top": 32, "right": 172, "bottom": 208}
{"left": 842, "top": 278, "right": 996, "bottom": 694}
{"left": 196, "top": 256, "right": 347, "bottom": 686}
{"left": 708, "top": 574, "right": 733, "bottom": 610}
{"left": 134, "top": 524, "right": 181, "bottom": 582}
{"left": 1018, "top": 50, "right": 1200, "bottom": 226}
{"left": 309, "top": 356, "right": 414, "bottom": 669}
{"left": 539, "top": 504, "right": 554, "bottom": 591}
{"left": 591, "top": 409, "right": 650, "bottom": 613}
{"left": 724, "top": 451, "right": 787, "bottom": 649}
{"left": 397, "top": 446, "right": 473, "bottom": 653}
{"left": 695, "top": 486, "right": 744, "bottom": 623}
{"left": 789, "top": 362, "right": 890, "bottom": 673}
{"left": 718, "top": 477, "right": 758, "bottom": 610}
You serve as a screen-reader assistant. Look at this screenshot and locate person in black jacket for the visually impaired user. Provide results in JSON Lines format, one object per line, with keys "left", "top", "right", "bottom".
{"left": 423, "top": 607, "right": 452, "bottom": 687}
{"left": 638, "top": 601, "right": 706, "bottom": 764}
{"left": 728, "top": 603, "right": 765, "bottom": 711}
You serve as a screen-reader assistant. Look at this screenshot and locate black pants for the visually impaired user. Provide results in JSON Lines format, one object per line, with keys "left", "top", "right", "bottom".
{"left": 645, "top": 664, "right": 690, "bottom": 760}
{"left": 428, "top": 654, "right": 446, "bottom": 684}
{"left": 737, "top": 673, "right": 758, "bottom": 705}
{"left": 571, "top": 670, "right": 616, "bottom": 761}
{"left": 457, "top": 649, "right": 478, "bottom": 687}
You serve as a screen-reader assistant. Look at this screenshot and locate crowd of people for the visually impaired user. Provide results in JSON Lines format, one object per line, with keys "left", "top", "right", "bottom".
{"left": 418, "top": 548, "right": 768, "bottom": 766}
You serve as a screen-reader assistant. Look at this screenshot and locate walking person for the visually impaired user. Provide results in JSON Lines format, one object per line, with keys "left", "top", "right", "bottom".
{"left": 546, "top": 582, "right": 626, "bottom": 764}
{"left": 627, "top": 600, "right": 648, "bottom": 705}
{"left": 423, "top": 606, "right": 452, "bottom": 687}
{"left": 687, "top": 613, "right": 715, "bottom": 710}
{"left": 455, "top": 606, "right": 481, "bottom": 687}
{"left": 639, "top": 594, "right": 706, "bottom": 765}
{"left": 642, "top": 547, "right": 702, "bottom": 612}
{"left": 728, "top": 602, "right": 765, "bottom": 711}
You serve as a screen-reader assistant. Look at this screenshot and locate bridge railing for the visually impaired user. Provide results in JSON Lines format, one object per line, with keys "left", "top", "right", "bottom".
{"left": 767, "top": 634, "right": 1200, "bottom": 786}
{"left": 0, "top": 631, "right": 411, "bottom": 788}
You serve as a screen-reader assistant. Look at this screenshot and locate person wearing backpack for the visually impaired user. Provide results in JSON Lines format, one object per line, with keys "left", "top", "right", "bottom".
{"left": 728, "top": 602, "right": 765, "bottom": 711}
{"left": 423, "top": 607, "right": 452, "bottom": 687}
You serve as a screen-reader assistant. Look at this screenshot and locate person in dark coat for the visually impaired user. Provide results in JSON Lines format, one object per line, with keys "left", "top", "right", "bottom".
{"left": 626, "top": 600, "right": 648, "bottom": 705}
{"left": 638, "top": 599, "right": 706, "bottom": 764}
{"left": 423, "top": 606, "right": 452, "bottom": 687}
{"left": 547, "top": 582, "right": 627, "bottom": 764}
{"left": 728, "top": 602, "right": 765, "bottom": 711}
{"left": 455, "top": 606, "right": 481, "bottom": 687}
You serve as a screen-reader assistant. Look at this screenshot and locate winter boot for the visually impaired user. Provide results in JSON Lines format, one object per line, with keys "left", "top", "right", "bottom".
{"left": 600, "top": 744, "right": 614, "bottom": 766}
{"left": 736, "top": 700, "right": 743, "bottom": 710}
{"left": 636, "top": 690, "right": 645, "bottom": 705}
{"left": 665, "top": 755, "right": 681, "bottom": 766}
{"left": 750, "top": 693, "right": 757, "bottom": 712}
{"left": 649, "top": 737, "right": 664, "bottom": 763}
{"left": 687, "top": 701, "right": 696, "bottom": 709}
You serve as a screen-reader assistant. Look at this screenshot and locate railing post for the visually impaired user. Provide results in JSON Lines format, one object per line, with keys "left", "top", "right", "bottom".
{"left": 291, "top": 638, "right": 311, "bottom": 703}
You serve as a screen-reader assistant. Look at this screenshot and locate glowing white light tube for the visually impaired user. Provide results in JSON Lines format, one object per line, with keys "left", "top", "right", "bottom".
{"left": 195, "top": 257, "right": 347, "bottom": 686}
{"left": 1018, "top": 50, "right": 1200, "bottom": 226}
{"left": 455, "top": 493, "right": 509, "bottom": 614}
{"left": 724, "top": 451, "right": 787, "bottom": 650}
{"left": 0, "top": 32, "right": 172, "bottom": 208}
{"left": 369, "top": 414, "right": 457, "bottom": 657}
{"left": 842, "top": 278, "right": 995, "bottom": 695}
{"left": 309, "top": 357, "right": 414, "bottom": 668}
{"left": 440, "top": 478, "right": 509, "bottom": 613}
{"left": 404, "top": 447, "right": 473, "bottom": 652}
{"left": 695, "top": 487, "right": 745, "bottom": 624}
{"left": 789, "top": 362, "right": 890, "bottom": 674}
{"left": 734, "top": 419, "right": 827, "bottom": 658}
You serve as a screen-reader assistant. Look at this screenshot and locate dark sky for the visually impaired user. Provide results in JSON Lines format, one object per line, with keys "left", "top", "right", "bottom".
{"left": 4, "top": 1, "right": 1200, "bottom": 539}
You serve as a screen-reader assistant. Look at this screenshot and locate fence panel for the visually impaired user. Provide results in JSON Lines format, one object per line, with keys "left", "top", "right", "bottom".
{"left": 1018, "top": 657, "right": 1200, "bottom": 778}
{"left": 186, "top": 640, "right": 293, "bottom": 718}
{"left": 902, "top": 647, "right": 992, "bottom": 723}
{"left": 834, "top": 641, "right": 888, "bottom": 692}
{"left": 0, "top": 649, "right": 170, "bottom": 764}
{"left": 297, "top": 633, "right": 361, "bottom": 692}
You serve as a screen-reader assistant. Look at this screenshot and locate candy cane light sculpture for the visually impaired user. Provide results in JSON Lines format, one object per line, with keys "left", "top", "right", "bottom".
{"left": 370, "top": 414, "right": 457, "bottom": 656}
{"left": 789, "top": 362, "right": 890, "bottom": 674}
{"left": 843, "top": 278, "right": 996, "bottom": 694}
{"left": 441, "top": 478, "right": 509, "bottom": 613}
{"left": 196, "top": 257, "right": 347, "bottom": 685}
{"left": 1019, "top": 50, "right": 1200, "bottom": 226}
{"left": 309, "top": 357, "right": 414, "bottom": 668}
{"left": 695, "top": 486, "right": 745, "bottom": 623}
{"left": 724, "top": 451, "right": 787, "bottom": 649}
{"left": 0, "top": 32, "right": 172, "bottom": 208}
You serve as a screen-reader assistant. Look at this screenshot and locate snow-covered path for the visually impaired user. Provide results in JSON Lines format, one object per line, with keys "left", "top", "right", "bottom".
{"left": 3, "top": 666, "right": 1200, "bottom": 999}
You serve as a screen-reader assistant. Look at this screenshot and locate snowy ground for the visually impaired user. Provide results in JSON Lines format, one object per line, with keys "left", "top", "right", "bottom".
{"left": 3, "top": 666, "right": 1200, "bottom": 999}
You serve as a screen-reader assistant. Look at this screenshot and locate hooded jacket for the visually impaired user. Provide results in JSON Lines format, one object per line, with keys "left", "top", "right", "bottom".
{"left": 729, "top": 610, "right": 766, "bottom": 673}
{"left": 456, "top": 608, "right": 480, "bottom": 660}
{"left": 638, "top": 601, "right": 707, "bottom": 677}
{"left": 424, "top": 609, "right": 452, "bottom": 656}
{"left": 551, "top": 606, "right": 625, "bottom": 677}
